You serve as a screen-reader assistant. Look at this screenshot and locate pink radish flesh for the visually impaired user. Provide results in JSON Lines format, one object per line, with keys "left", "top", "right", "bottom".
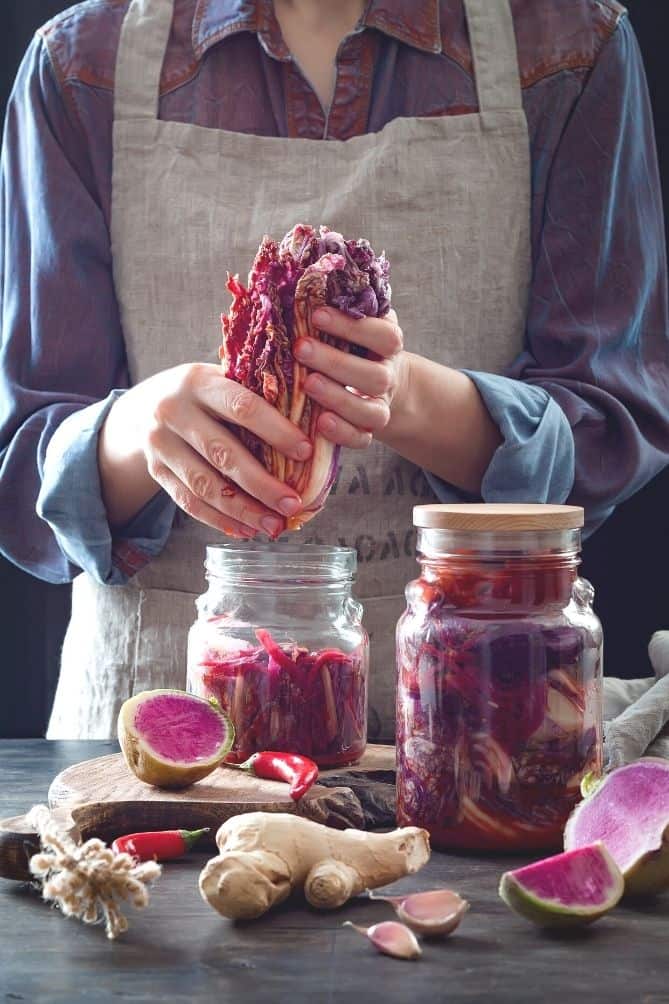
{"left": 566, "top": 761, "right": 669, "bottom": 873}
{"left": 511, "top": 845, "right": 619, "bottom": 907}
{"left": 134, "top": 694, "right": 227, "bottom": 762}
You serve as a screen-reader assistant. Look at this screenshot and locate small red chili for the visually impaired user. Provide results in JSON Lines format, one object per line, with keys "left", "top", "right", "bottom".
{"left": 111, "top": 828, "right": 210, "bottom": 862}
{"left": 236, "top": 751, "right": 319, "bottom": 801}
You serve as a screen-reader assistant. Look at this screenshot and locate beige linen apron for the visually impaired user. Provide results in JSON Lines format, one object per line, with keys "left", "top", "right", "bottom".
{"left": 47, "top": 0, "right": 530, "bottom": 740}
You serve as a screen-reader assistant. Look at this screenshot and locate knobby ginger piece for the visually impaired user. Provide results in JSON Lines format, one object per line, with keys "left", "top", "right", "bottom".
{"left": 199, "top": 812, "right": 429, "bottom": 920}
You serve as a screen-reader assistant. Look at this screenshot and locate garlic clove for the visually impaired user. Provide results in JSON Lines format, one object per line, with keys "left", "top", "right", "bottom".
{"left": 398, "top": 890, "right": 469, "bottom": 936}
{"left": 369, "top": 888, "right": 469, "bottom": 937}
{"left": 343, "top": 920, "right": 422, "bottom": 960}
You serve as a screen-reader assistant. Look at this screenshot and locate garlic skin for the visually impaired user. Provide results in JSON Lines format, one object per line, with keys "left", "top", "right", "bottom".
{"left": 368, "top": 888, "right": 470, "bottom": 937}
{"left": 344, "top": 921, "right": 422, "bottom": 960}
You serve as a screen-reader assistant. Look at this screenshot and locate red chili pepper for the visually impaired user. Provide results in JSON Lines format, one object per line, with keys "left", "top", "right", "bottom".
{"left": 237, "top": 751, "right": 319, "bottom": 800}
{"left": 111, "top": 828, "right": 210, "bottom": 862}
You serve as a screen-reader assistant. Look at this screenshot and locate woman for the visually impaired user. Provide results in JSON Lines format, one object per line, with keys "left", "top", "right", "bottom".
{"left": 1, "top": 0, "right": 667, "bottom": 740}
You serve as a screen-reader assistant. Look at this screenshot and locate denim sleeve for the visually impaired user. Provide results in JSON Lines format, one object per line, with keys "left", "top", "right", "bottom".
{"left": 36, "top": 390, "right": 176, "bottom": 584}
{"left": 0, "top": 36, "right": 174, "bottom": 583}
{"left": 428, "top": 17, "right": 669, "bottom": 536}
{"left": 426, "top": 370, "right": 574, "bottom": 507}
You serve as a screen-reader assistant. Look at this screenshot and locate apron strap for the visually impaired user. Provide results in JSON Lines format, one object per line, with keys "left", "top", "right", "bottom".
{"left": 463, "top": 0, "right": 523, "bottom": 112}
{"left": 114, "top": 0, "right": 174, "bottom": 121}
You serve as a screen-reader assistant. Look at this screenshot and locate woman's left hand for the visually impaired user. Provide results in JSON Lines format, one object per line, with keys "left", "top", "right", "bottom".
{"left": 294, "top": 306, "right": 407, "bottom": 448}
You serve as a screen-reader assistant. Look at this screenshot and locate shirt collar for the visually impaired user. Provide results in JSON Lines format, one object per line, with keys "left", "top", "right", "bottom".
{"left": 192, "top": 0, "right": 442, "bottom": 61}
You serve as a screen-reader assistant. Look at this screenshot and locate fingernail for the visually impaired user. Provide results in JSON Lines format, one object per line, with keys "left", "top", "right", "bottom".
{"left": 313, "top": 308, "right": 331, "bottom": 325}
{"left": 295, "top": 338, "right": 312, "bottom": 360}
{"left": 278, "top": 497, "right": 302, "bottom": 517}
{"left": 295, "top": 441, "right": 312, "bottom": 460}
{"left": 261, "top": 516, "right": 283, "bottom": 536}
{"left": 320, "top": 415, "right": 337, "bottom": 435}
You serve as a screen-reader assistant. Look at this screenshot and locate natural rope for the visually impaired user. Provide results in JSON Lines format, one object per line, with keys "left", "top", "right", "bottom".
{"left": 27, "top": 805, "right": 161, "bottom": 940}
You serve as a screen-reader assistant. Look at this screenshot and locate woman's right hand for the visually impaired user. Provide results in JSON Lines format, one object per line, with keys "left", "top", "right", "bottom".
{"left": 98, "top": 363, "right": 313, "bottom": 539}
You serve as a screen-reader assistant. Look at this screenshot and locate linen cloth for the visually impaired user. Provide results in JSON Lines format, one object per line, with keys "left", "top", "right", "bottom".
{"left": 604, "top": 632, "right": 669, "bottom": 768}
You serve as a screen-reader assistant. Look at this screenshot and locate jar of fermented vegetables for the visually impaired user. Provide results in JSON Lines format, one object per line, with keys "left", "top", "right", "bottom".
{"left": 187, "top": 543, "right": 368, "bottom": 768}
{"left": 396, "top": 504, "right": 603, "bottom": 852}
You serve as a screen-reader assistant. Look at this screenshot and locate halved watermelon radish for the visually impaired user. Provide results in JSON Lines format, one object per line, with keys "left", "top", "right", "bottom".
{"left": 118, "top": 689, "right": 234, "bottom": 788}
{"left": 499, "top": 842, "right": 624, "bottom": 927}
{"left": 564, "top": 758, "right": 669, "bottom": 895}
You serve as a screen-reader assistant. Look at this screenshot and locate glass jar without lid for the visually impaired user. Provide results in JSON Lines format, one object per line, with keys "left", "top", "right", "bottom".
{"left": 396, "top": 504, "right": 603, "bottom": 852}
{"left": 187, "top": 543, "right": 368, "bottom": 767}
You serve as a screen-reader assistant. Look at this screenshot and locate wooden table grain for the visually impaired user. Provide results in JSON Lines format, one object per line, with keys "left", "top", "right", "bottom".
{"left": 1, "top": 741, "right": 667, "bottom": 1004}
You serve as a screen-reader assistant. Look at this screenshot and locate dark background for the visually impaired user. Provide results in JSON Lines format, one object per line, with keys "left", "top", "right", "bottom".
{"left": 1, "top": 1, "right": 667, "bottom": 737}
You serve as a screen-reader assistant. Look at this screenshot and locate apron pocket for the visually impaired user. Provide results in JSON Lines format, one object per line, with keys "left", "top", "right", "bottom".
{"left": 131, "top": 585, "right": 199, "bottom": 694}
{"left": 49, "top": 574, "right": 404, "bottom": 745}
{"left": 47, "top": 575, "right": 198, "bottom": 741}
{"left": 361, "top": 592, "right": 405, "bottom": 744}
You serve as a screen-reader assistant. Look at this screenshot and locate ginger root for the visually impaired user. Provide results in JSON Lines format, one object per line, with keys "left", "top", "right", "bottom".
{"left": 199, "top": 812, "right": 430, "bottom": 920}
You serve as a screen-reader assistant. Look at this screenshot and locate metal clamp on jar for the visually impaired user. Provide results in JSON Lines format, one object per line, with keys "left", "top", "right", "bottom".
{"left": 396, "top": 504, "right": 603, "bottom": 852}
{"left": 187, "top": 543, "right": 368, "bottom": 768}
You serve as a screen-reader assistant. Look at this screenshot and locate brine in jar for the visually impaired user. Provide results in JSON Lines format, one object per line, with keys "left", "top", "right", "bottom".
{"left": 396, "top": 504, "right": 602, "bottom": 852}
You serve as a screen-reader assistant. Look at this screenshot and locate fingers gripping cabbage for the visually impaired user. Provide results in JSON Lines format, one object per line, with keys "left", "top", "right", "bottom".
{"left": 220, "top": 225, "right": 391, "bottom": 528}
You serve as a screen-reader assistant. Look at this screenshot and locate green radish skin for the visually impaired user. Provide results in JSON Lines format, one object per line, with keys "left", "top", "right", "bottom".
{"left": 622, "top": 846, "right": 669, "bottom": 897}
{"left": 499, "top": 843, "right": 624, "bottom": 928}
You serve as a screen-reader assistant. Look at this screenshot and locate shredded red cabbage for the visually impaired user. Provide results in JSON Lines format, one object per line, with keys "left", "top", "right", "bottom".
{"left": 192, "top": 629, "right": 368, "bottom": 768}
{"left": 220, "top": 224, "right": 391, "bottom": 529}
{"left": 396, "top": 562, "right": 602, "bottom": 851}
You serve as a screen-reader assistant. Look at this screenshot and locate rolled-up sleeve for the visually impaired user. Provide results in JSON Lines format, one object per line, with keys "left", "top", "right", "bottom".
{"left": 36, "top": 392, "right": 176, "bottom": 584}
{"left": 0, "top": 36, "right": 174, "bottom": 584}
{"left": 429, "top": 16, "right": 669, "bottom": 534}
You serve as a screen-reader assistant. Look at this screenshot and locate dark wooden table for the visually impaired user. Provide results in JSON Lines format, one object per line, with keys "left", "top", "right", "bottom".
{"left": 1, "top": 742, "right": 668, "bottom": 1004}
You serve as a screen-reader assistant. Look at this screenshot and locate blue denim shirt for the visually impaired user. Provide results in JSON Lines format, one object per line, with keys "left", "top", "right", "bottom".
{"left": 1, "top": 0, "right": 668, "bottom": 584}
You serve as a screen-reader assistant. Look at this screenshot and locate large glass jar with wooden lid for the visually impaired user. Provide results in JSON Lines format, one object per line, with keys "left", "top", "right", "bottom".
{"left": 396, "top": 503, "right": 603, "bottom": 852}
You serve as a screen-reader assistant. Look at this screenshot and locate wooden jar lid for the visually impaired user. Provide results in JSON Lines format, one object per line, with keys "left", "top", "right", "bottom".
{"left": 413, "top": 503, "right": 584, "bottom": 531}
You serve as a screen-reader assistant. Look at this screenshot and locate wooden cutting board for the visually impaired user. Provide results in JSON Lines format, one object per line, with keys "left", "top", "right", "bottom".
{"left": 0, "top": 745, "right": 395, "bottom": 881}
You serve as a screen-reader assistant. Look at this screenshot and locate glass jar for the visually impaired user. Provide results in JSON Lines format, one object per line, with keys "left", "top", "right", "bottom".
{"left": 396, "top": 504, "right": 603, "bottom": 852}
{"left": 187, "top": 543, "right": 368, "bottom": 767}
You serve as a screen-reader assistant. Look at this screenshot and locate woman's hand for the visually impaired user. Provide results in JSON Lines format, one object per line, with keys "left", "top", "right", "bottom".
{"left": 296, "top": 306, "right": 503, "bottom": 495}
{"left": 98, "top": 363, "right": 313, "bottom": 539}
{"left": 294, "top": 307, "right": 407, "bottom": 447}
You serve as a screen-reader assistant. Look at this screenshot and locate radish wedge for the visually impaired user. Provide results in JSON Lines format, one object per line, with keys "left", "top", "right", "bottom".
{"left": 499, "top": 843, "right": 624, "bottom": 927}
